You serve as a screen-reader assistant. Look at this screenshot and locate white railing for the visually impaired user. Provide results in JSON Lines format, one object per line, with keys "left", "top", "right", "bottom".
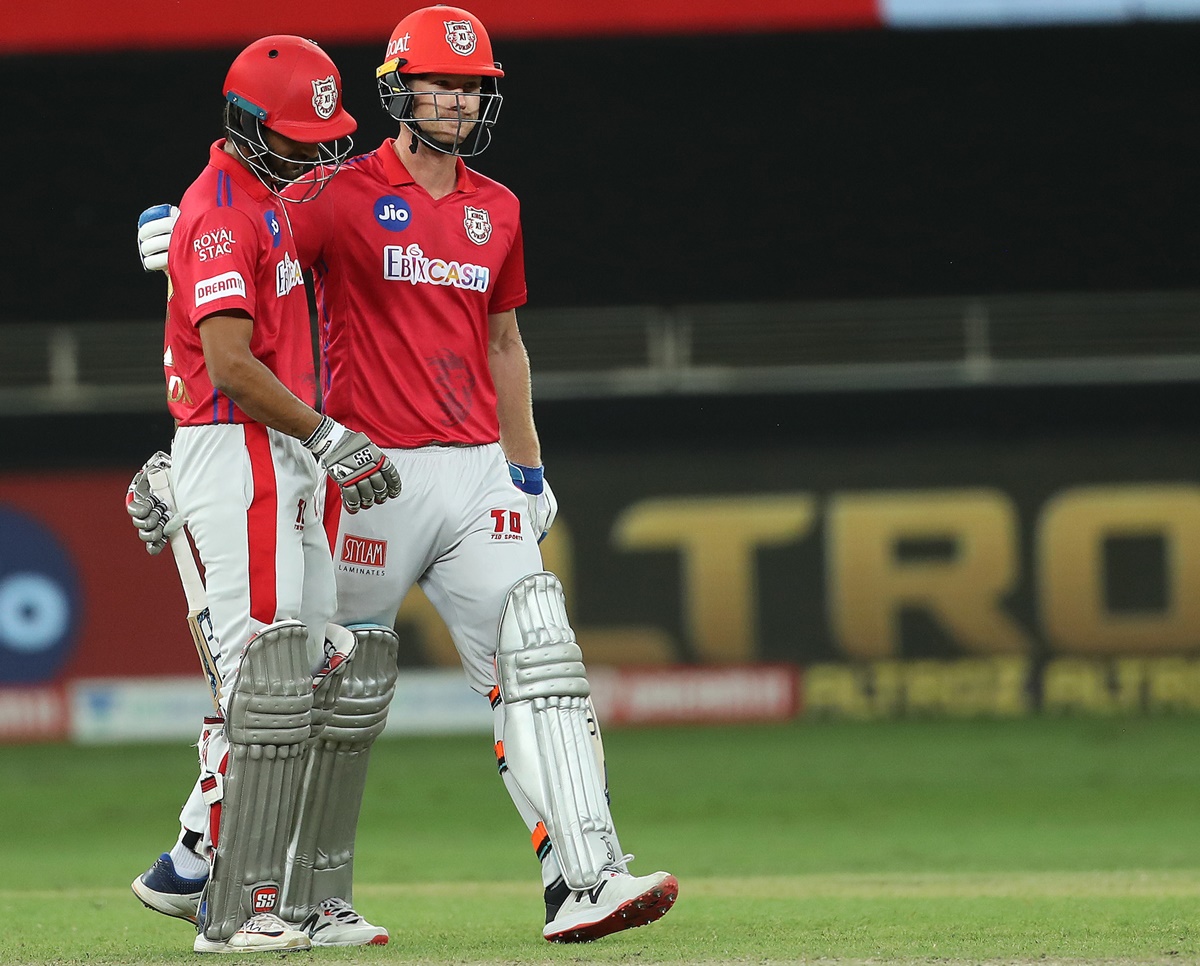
{"left": 2, "top": 291, "right": 1199, "bottom": 414}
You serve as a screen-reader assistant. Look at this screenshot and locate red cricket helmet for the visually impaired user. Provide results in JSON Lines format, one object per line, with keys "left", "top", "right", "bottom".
{"left": 224, "top": 35, "right": 356, "bottom": 143}
{"left": 375, "top": 6, "right": 504, "bottom": 157}
{"left": 377, "top": 5, "right": 504, "bottom": 79}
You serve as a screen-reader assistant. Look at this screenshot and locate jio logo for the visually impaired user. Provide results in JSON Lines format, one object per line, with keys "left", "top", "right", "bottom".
{"left": 373, "top": 195, "right": 412, "bottom": 232}
{"left": 263, "top": 209, "right": 282, "bottom": 248}
{"left": 0, "top": 507, "right": 80, "bottom": 684}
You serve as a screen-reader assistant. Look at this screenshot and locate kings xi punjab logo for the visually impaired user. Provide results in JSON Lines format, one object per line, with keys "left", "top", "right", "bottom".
{"left": 463, "top": 206, "right": 492, "bottom": 245}
{"left": 444, "top": 20, "right": 478, "bottom": 55}
{"left": 311, "top": 75, "right": 339, "bottom": 120}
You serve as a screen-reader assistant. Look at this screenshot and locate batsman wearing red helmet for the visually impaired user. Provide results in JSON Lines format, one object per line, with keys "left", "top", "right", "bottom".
{"left": 126, "top": 34, "right": 400, "bottom": 954}
{"left": 131, "top": 5, "right": 678, "bottom": 945}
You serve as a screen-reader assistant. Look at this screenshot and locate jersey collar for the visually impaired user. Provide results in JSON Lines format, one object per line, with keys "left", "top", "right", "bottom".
{"left": 379, "top": 138, "right": 477, "bottom": 194}
{"left": 210, "top": 140, "right": 274, "bottom": 203}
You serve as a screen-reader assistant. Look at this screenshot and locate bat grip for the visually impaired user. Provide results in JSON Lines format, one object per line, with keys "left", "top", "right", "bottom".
{"left": 145, "top": 467, "right": 208, "bottom": 617}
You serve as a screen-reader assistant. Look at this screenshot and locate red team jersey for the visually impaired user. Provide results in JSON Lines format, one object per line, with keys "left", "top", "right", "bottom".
{"left": 287, "top": 138, "right": 527, "bottom": 448}
{"left": 165, "top": 141, "right": 317, "bottom": 426}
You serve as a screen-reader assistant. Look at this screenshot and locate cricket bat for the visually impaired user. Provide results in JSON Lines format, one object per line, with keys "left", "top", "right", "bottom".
{"left": 145, "top": 466, "right": 224, "bottom": 711}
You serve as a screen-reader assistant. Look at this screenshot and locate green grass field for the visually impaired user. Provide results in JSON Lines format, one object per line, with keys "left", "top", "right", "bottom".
{"left": 2, "top": 717, "right": 1199, "bottom": 964}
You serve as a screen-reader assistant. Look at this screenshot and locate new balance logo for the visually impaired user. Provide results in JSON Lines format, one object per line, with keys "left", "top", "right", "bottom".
{"left": 574, "top": 881, "right": 606, "bottom": 905}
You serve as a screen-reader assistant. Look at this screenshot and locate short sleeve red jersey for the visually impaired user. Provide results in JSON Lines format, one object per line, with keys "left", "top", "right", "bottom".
{"left": 164, "top": 141, "right": 316, "bottom": 426}
{"left": 286, "top": 139, "right": 527, "bottom": 448}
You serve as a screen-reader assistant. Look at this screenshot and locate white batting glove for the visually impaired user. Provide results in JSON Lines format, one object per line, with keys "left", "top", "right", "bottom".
{"left": 125, "top": 451, "right": 184, "bottom": 554}
{"left": 137, "top": 204, "right": 179, "bottom": 272}
{"left": 508, "top": 462, "right": 558, "bottom": 543}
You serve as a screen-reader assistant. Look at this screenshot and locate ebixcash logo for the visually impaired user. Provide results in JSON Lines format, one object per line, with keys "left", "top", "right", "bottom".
{"left": 275, "top": 252, "right": 303, "bottom": 297}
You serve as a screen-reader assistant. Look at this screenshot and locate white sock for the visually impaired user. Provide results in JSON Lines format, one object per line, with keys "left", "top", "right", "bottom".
{"left": 170, "top": 840, "right": 208, "bottom": 879}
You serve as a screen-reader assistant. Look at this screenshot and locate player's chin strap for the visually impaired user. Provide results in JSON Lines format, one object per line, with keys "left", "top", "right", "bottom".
{"left": 198, "top": 620, "right": 313, "bottom": 942}
{"left": 495, "top": 572, "right": 624, "bottom": 891}
{"left": 280, "top": 624, "right": 400, "bottom": 922}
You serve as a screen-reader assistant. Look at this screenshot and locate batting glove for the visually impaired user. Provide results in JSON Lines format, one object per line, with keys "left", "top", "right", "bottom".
{"left": 508, "top": 461, "right": 558, "bottom": 543}
{"left": 305, "top": 415, "right": 402, "bottom": 514}
{"left": 126, "top": 450, "right": 184, "bottom": 554}
{"left": 137, "top": 204, "right": 179, "bottom": 273}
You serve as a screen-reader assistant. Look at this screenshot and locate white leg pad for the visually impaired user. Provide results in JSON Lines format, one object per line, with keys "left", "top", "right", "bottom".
{"left": 281, "top": 624, "right": 399, "bottom": 921}
{"left": 496, "top": 572, "right": 620, "bottom": 890}
{"left": 200, "top": 620, "right": 313, "bottom": 942}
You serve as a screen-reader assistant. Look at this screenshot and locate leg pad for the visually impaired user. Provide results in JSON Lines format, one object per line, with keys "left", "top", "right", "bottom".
{"left": 496, "top": 573, "right": 620, "bottom": 890}
{"left": 280, "top": 625, "right": 399, "bottom": 921}
{"left": 201, "top": 620, "right": 313, "bottom": 942}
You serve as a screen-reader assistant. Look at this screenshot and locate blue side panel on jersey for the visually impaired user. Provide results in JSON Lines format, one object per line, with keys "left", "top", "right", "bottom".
{"left": 214, "top": 171, "right": 232, "bottom": 208}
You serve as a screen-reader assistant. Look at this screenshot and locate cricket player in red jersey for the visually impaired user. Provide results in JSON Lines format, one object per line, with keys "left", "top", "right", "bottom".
{"left": 132, "top": 5, "right": 677, "bottom": 943}
{"left": 125, "top": 35, "right": 401, "bottom": 953}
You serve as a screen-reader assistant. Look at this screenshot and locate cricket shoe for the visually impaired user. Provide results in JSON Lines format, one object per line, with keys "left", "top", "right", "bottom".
{"left": 131, "top": 852, "right": 206, "bottom": 923}
{"left": 298, "top": 897, "right": 389, "bottom": 947}
{"left": 193, "top": 913, "right": 311, "bottom": 953}
{"left": 543, "top": 860, "right": 679, "bottom": 943}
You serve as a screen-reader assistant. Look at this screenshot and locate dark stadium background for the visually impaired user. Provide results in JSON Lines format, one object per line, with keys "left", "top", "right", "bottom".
{"left": 4, "top": 26, "right": 1199, "bottom": 316}
{"left": 3, "top": 23, "right": 1198, "bottom": 462}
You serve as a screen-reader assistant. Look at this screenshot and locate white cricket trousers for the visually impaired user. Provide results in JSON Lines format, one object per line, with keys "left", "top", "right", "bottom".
{"left": 171, "top": 423, "right": 336, "bottom": 706}
{"left": 173, "top": 423, "right": 336, "bottom": 839}
{"left": 322, "top": 441, "right": 543, "bottom": 693}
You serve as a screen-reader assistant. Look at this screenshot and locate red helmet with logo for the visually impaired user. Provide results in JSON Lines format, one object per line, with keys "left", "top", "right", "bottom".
{"left": 225, "top": 35, "right": 356, "bottom": 143}
{"left": 375, "top": 6, "right": 504, "bottom": 157}
{"left": 377, "top": 5, "right": 504, "bottom": 79}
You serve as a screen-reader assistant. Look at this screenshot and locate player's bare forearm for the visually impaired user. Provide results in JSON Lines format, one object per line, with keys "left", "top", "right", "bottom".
{"left": 212, "top": 357, "right": 321, "bottom": 440}
{"left": 489, "top": 310, "right": 541, "bottom": 465}
{"left": 199, "top": 314, "right": 322, "bottom": 440}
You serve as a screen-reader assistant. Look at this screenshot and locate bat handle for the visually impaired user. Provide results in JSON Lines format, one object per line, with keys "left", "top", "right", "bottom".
{"left": 144, "top": 467, "right": 207, "bottom": 614}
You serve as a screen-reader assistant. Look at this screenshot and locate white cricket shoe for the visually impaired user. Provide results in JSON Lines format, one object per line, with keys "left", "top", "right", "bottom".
{"left": 543, "top": 863, "right": 679, "bottom": 943}
{"left": 298, "top": 897, "right": 389, "bottom": 947}
{"left": 193, "top": 913, "right": 312, "bottom": 954}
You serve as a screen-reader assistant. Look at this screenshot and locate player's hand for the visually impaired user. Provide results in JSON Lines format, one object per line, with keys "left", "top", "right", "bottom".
{"left": 508, "top": 461, "right": 558, "bottom": 543}
{"left": 126, "top": 451, "right": 183, "bottom": 554}
{"left": 137, "top": 204, "right": 179, "bottom": 272}
{"left": 304, "top": 416, "right": 402, "bottom": 514}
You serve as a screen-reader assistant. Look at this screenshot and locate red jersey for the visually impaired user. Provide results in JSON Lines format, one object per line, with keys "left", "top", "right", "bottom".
{"left": 165, "top": 141, "right": 316, "bottom": 426}
{"left": 287, "top": 139, "right": 527, "bottom": 448}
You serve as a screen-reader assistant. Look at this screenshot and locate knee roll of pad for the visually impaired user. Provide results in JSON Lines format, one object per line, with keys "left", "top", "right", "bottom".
{"left": 324, "top": 624, "right": 400, "bottom": 744}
